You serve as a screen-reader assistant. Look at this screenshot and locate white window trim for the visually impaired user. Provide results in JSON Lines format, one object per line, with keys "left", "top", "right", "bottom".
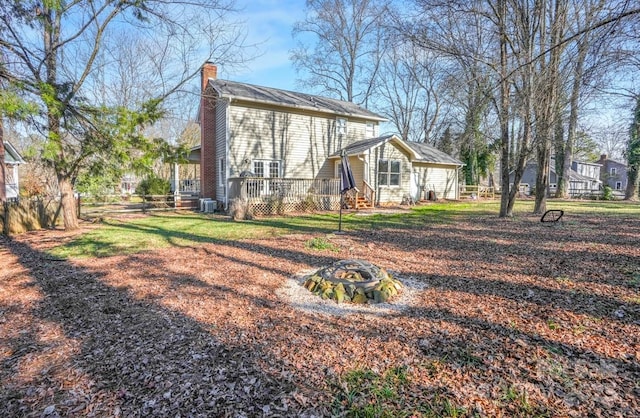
{"left": 336, "top": 117, "right": 347, "bottom": 136}
{"left": 252, "top": 159, "right": 281, "bottom": 178}
{"left": 610, "top": 167, "right": 617, "bottom": 175}
{"left": 378, "top": 159, "right": 402, "bottom": 188}
{"left": 615, "top": 181, "right": 622, "bottom": 190}
{"left": 366, "top": 122, "right": 375, "bottom": 138}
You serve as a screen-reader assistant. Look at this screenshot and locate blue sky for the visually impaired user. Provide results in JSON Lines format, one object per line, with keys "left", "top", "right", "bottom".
{"left": 224, "top": 0, "right": 307, "bottom": 91}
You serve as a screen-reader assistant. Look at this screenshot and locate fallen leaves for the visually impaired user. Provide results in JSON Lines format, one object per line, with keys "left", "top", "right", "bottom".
{"left": 0, "top": 212, "right": 639, "bottom": 416}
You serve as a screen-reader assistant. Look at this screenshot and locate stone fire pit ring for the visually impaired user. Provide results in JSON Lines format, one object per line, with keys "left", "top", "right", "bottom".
{"left": 303, "top": 259, "right": 404, "bottom": 304}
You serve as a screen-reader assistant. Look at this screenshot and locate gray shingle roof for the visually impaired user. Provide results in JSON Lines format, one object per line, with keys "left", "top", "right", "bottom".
{"left": 331, "top": 135, "right": 463, "bottom": 166}
{"left": 333, "top": 135, "right": 397, "bottom": 157}
{"left": 209, "top": 79, "right": 386, "bottom": 121}
{"left": 404, "top": 141, "right": 464, "bottom": 166}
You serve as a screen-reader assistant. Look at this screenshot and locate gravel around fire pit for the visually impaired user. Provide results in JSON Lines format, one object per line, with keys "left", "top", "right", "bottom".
{"left": 277, "top": 268, "right": 428, "bottom": 316}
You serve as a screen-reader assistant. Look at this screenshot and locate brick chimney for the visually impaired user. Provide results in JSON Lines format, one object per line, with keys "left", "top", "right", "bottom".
{"left": 600, "top": 154, "right": 607, "bottom": 161}
{"left": 200, "top": 62, "right": 218, "bottom": 200}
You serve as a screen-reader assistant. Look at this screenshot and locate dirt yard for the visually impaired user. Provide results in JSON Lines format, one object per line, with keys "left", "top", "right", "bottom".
{"left": 1, "top": 212, "right": 639, "bottom": 417}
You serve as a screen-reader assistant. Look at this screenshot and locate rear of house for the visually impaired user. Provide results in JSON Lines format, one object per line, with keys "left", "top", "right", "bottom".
{"left": 196, "top": 63, "right": 462, "bottom": 213}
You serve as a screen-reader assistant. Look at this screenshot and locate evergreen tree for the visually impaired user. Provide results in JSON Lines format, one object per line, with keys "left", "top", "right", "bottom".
{"left": 625, "top": 97, "right": 640, "bottom": 200}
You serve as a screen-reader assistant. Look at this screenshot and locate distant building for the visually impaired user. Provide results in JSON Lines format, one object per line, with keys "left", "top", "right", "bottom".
{"left": 596, "top": 154, "right": 628, "bottom": 194}
{"left": 509, "top": 158, "right": 601, "bottom": 197}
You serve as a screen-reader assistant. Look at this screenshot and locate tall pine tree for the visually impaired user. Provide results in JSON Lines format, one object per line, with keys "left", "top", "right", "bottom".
{"left": 625, "top": 97, "right": 640, "bottom": 200}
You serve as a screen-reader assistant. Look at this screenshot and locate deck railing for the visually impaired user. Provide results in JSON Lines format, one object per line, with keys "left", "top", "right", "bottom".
{"left": 179, "top": 179, "right": 200, "bottom": 193}
{"left": 343, "top": 181, "right": 375, "bottom": 209}
{"left": 232, "top": 177, "right": 342, "bottom": 214}
{"left": 362, "top": 180, "right": 376, "bottom": 204}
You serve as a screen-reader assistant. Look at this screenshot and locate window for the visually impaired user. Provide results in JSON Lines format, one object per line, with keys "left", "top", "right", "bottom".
{"left": 378, "top": 159, "right": 401, "bottom": 187}
{"left": 616, "top": 181, "right": 622, "bottom": 190}
{"left": 610, "top": 167, "right": 617, "bottom": 176}
{"left": 253, "top": 161, "right": 264, "bottom": 177}
{"left": 269, "top": 161, "right": 280, "bottom": 178}
{"left": 336, "top": 118, "right": 347, "bottom": 136}
{"left": 218, "top": 157, "right": 225, "bottom": 187}
{"left": 253, "top": 160, "right": 280, "bottom": 178}
{"left": 366, "top": 122, "right": 375, "bottom": 138}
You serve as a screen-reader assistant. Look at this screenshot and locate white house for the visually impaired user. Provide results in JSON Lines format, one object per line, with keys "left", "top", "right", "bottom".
{"left": 196, "top": 63, "right": 463, "bottom": 213}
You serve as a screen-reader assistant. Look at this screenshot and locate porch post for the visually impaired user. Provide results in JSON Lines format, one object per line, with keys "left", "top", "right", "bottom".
{"left": 172, "top": 163, "right": 181, "bottom": 204}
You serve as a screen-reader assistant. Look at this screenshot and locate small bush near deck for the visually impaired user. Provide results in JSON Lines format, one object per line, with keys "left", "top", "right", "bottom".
{"left": 136, "top": 176, "right": 170, "bottom": 198}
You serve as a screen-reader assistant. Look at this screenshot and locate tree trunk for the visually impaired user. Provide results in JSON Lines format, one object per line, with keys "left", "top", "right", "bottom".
{"left": 625, "top": 166, "right": 638, "bottom": 201}
{"left": 0, "top": 120, "right": 6, "bottom": 203}
{"left": 533, "top": 143, "right": 551, "bottom": 213}
{"left": 558, "top": 36, "right": 588, "bottom": 198}
{"left": 534, "top": 0, "right": 566, "bottom": 214}
{"left": 58, "top": 175, "right": 79, "bottom": 230}
{"left": 498, "top": 0, "right": 512, "bottom": 217}
{"left": 507, "top": 105, "right": 533, "bottom": 215}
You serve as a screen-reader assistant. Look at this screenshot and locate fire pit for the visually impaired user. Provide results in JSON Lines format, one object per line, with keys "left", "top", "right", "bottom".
{"left": 303, "top": 259, "right": 403, "bottom": 304}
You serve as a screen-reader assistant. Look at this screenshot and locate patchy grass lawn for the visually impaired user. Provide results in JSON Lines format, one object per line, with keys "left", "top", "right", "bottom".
{"left": 1, "top": 200, "right": 639, "bottom": 417}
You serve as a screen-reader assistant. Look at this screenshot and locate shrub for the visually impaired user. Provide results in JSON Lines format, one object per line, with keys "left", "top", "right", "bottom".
{"left": 229, "top": 198, "right": 254, "bottom": 221}
{"left": 602, "top": 185, "right": 614, "bottom": 200}
{"left": 136, "top": 176, "right": 170, "bottom": 198}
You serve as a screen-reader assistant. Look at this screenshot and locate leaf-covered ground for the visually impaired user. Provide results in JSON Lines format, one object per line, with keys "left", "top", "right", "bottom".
{"left": 1, "top": 210, "right": 639, "bottom": 417}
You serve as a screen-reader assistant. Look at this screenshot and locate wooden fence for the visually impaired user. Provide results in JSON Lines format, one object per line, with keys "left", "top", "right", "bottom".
{"left": 1, "top": 198, "right": 60, "bottom": 235}
{"left": 459, "top": 185, "right": 496, "bottom": 199}
{"left": 78, "top": 194, "right": 198, "bottom": 218}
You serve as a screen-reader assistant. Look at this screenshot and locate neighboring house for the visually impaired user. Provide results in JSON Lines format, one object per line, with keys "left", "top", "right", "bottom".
{"left": 197, "top": 63, "right": 462, "bottom": 211}
{"left": 120, "top": 174, "right": 139, "bottom": 195}
{"left": 509, "top": 159, "right": 601, "bottom": 197}
{"left": 596, "top": 154, "right": 628, "bottom": 193}
{"left": 2, "top": 141, "right": 25, "bottom": 199}
{"left": 571, "top": 160, "right": 602, "bottom": 193}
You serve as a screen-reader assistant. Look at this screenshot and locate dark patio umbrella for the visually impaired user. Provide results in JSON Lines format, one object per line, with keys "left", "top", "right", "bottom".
{"left": 340, "top": 150, "right": 356, "bottom": 193}
{"left": 338, "top": 150, "right": 356, "bottom": 232}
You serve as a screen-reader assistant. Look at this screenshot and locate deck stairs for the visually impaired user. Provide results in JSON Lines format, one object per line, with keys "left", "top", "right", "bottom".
{"left": 343, "top": 183, "right": 375, "bottom": 210}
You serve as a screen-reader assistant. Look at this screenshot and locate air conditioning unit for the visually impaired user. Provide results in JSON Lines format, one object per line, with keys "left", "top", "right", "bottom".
{"left": 203, "top": 200, "right": 217, "bottom": 213}
{"left": 199, "top": 198, "right": 212, "bottom": 212}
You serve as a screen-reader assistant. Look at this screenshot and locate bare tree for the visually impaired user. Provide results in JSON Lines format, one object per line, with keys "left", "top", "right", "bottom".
{"left": 0, "top": 0, "right": 246, "bottom": 230}
{"left": 551, "top": 0, "right": 618, "bottom": 198}
{"left": 291, "top": 0, "right": 390, "bottom": 105}
{"left": 591, "top": 123, "right": 627, "bottom": 159}
{"left": 401, "top": 0, "right": 640, "bottom": 216}
{"left": 399, "top": 2, "right": 498, "bottom": 185}
{"left": 374, "top": 41, "right": 445, "bottom": 142}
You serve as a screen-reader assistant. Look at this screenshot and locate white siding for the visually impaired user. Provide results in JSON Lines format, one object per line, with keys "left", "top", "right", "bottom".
{"left": 227, "top": 103, "right": 375, "bottom": 180}
{"left": 363, "top": 142, "right": 413, "bottom": 204}
{"left": 413, "top": 163, "right": 459, "bottom": 200}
